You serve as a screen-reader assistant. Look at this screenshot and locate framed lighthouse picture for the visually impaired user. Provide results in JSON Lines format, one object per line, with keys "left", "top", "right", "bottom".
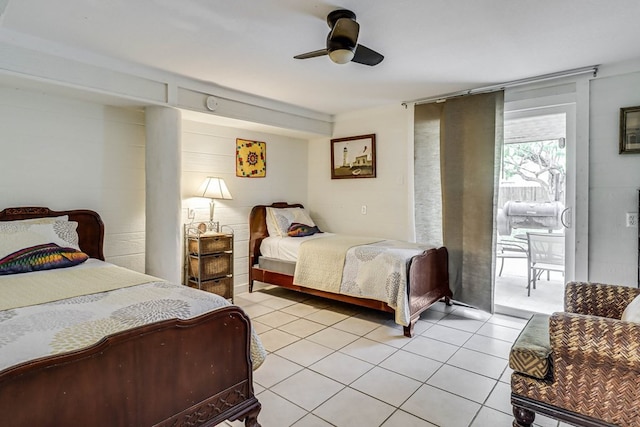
{"left": 330, "top": 134, "right": 376, "bottom": 179}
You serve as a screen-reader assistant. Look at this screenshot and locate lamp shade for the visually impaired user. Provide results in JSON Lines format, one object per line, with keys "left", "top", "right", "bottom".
{"left": 197, "top": 177, "right": 232, "bottom": 200}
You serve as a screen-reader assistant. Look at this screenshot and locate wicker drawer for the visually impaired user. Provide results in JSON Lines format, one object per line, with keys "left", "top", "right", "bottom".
{"left": 188, "top": 234, "right": 232, "bottom": 255}
{"left": 184, "top": 226, "right": 234, "bottom": 302}
{"left": 188, "top": 252, "right": 232, "bottom": 281}
{"left": 187, "top": 277, "right": 232, "bottom": 299}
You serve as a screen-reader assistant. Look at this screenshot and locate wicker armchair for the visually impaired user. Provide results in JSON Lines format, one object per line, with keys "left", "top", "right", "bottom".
{"left": 510, "top": 282, "right": 640, "bottom": 427}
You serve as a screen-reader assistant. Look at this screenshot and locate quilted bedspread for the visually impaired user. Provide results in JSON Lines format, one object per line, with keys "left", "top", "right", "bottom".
{"left": 294, "top": 235, "right": 435, "bottom": 326}
{"left": 341, "top": 240, "right": 434, "bottom": 326}
{"left": 0, "top": 262, "right": 266, "bottom": 372}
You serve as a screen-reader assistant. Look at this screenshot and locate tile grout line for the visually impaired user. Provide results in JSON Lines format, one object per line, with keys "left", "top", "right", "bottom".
{"left": 236, "top": 288, "right": 534, "bottom": 426}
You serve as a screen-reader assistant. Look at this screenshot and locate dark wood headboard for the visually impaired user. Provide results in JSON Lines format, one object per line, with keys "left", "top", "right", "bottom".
{"left": 248, "top": 202, "right": 303, "bottom": 272}
{"left": 0, "top": 207, "right": 105, "bottom": 261}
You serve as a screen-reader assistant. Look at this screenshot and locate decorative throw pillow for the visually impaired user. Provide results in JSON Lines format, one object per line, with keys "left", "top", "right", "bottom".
{"left": 0, "top": 243, "right": 89, "bottom": 275}
{"left": 0, "top": 220, "right": 80, "bottom": 259}
{"left": 266, "top": 207, "right": 316, "bottom": 237}
{"left": 287, "top": 223, "right": 322, "bottom": 237}
{"left": 622, "top": 294, "right": 640, "bottom": 323}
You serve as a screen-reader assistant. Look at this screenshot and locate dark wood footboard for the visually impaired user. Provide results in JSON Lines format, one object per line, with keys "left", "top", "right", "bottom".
{"left": 404, "top": 246, "right": 452, "bottom": 336}
{"left": 0, "top": 306, "right": 261, "bottom": 427}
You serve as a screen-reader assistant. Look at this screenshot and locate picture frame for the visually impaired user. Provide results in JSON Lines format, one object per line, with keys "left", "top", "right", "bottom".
{"left": 330, "top": 134, "right": 376, "bottom": 179}
{"left": 619, "top": 106, "right": 640, "bottom": 154}
{"left": 236, "top": 138, "right": 266, "bottom": 177}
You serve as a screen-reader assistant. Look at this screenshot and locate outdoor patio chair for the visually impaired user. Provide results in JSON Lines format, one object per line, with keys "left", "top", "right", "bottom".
{"left": 496, "top": 238, "right": 528, "bottom": 277}
{"left": 526, "top": 232, "right": 564, "bottom": 296}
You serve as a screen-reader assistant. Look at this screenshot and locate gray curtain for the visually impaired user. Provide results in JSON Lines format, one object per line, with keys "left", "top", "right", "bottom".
{"left": 414, "top": 92, "right": 504, "bottom": 312}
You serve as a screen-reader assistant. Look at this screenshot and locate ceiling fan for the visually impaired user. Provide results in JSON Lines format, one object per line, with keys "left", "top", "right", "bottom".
{"left": 294, "top": 9, "right": 384, "bottom": 66}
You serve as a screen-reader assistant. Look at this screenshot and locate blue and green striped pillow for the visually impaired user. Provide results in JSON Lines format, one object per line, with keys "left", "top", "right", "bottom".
{"left": 0, "top": 243, "right": 88, "bottom": 275}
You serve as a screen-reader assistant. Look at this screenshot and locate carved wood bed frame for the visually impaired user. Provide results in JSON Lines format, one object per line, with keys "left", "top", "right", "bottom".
{"left": 248, "top": 202, "right": 452, "bottom": 337}
{"left": 0, "top": 207, "right": 261, "bottom": 427}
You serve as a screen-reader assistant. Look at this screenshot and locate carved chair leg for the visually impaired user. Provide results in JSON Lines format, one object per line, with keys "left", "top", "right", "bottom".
{"left": 244, "top": 403, "right": 262, "bottom": 427}
{"left": 444, "top": 296, "right": 452, "bottom": 306}
{"left": 512, "top": 405, "right": 535, "bottom": 427}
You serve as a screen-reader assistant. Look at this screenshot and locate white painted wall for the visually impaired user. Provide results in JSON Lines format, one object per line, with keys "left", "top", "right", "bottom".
{"left": 307, "top": 104, "right": 415, "bottom": 241}
{"left": 181, "top": 119, "right": 309, "bottom": 292}
{"left": 588, "top": 65, "right": 640, "bottom": 286}
{"left": 0, "top": 87, "right": 146, "bottom": 271}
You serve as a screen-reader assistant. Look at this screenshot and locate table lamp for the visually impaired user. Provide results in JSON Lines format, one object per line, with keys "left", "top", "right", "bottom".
{"left": 196, "top": 177, "right": 232, "bottom": 231}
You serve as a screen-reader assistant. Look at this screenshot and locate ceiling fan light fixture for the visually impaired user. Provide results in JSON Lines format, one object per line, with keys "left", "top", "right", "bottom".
{"left": 328, "top": 48, "right": 354, "bottom": 64}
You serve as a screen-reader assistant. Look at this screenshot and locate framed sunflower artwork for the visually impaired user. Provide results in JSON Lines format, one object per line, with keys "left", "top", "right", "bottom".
{"left": 236, "top": 138, "right": 266, "bottom": 177}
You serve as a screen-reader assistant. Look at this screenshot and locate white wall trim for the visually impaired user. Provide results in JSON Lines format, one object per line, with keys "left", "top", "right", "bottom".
{"left": 0, "top": 37, "right": 333, "bottom": 136}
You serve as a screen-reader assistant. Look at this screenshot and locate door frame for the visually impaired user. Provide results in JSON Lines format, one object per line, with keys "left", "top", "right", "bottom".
{"left": 504, "top": 77, "right": 591, "bottom": 286}
{"left": 503, "top": 103, "right": 576, "bottom": 283}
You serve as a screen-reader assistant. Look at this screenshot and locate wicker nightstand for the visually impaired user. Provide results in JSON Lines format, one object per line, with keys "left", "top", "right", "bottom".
{"left": 184, "top": 225, "right": 234, "bottom": 302}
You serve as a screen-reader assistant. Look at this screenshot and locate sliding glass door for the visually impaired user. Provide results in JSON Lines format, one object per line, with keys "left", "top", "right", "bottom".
{"left": 495, "top": 100, "right": 576, "bottom": 315}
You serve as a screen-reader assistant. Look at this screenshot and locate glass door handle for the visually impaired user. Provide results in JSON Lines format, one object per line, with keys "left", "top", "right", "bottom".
{"left": 561, "top": 207, "right": 572, "bottom": 228}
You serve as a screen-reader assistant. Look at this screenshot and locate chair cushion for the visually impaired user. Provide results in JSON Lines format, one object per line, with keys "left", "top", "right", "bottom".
{"left": 509, "top": 313, "right": 552, "bottom": 379}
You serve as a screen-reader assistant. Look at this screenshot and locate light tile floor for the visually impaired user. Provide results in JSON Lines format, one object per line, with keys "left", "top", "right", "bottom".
{"left": 225, "top": 286, "right": 573, "bottom": 427}
{"left": 494, "top": 257, "right": 564, "bottom": 316}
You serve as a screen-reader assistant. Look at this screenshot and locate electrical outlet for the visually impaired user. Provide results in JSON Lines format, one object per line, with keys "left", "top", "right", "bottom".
{"left": 361, "top": 205, "right": 367, "bottom": 215}
{"left": 188, "top": 208, "right": 196, "bottom": 220}
{"left": 626, "top": 212, "right": 638, "bottom": 228}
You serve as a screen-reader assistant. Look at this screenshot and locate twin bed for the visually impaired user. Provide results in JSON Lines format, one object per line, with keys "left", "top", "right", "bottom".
{"left": 249, "top": 202, "right": 452, "bottom": 337}
{"left": 0, "top": 207, "right": 264, "bottom": 426}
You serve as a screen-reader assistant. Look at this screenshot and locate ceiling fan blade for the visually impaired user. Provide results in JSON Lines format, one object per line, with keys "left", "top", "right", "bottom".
{"left": 294, "top": 49, "right": 329, "bottom": 60}
{"left": 352, "top": 44, "right": 384, "bottom": 66}
{"left": 330, "top": 18, "right": 359, "bottom": 46}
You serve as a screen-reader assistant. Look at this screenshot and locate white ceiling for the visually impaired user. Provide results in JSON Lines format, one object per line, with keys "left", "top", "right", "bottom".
{"left": 2, "top": 0, "right": 640, "bottom": 116}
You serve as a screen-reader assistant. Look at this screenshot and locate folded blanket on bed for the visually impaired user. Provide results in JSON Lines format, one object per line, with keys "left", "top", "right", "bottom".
{"left": 293, "top": 235, "right": 381, "bottom": 293}
{"left": 0, "top": 263, "right": 160, "bottom": 311}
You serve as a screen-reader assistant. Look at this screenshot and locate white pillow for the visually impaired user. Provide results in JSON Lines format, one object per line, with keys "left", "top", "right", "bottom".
{"left": 8, "top": 215, "right": 69, "bottom": 224}
{"left": 621, "top": 294, "right": 640, "bottom": 323}
{"left": 0, "top": 220, "right": 80, "bottom": 259}
{"left": 266, "top": 207, "right": 316, "bottom": 237}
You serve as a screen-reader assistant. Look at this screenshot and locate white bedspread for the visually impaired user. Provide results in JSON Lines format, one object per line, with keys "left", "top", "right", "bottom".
{"left": 260, "top": 233, "right": 334, "bottom": 261}
{"left": 0, "top": 260, "right": 266, "bottom": 371}
{"left": 341, "top": 240, "right": 434, "bottom": 325}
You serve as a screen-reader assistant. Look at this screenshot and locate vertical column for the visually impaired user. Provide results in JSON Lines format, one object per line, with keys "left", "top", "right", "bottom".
{"left": 145, "top": 106, "right": 182, "bottom": 284}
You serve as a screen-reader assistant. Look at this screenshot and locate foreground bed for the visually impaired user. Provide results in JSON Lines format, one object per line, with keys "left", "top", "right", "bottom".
{"left": 0, "top": 207, "right": 264, "bottom": 427}
{"left": 249, "top": 202, "right": 452, "bottom": 337}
